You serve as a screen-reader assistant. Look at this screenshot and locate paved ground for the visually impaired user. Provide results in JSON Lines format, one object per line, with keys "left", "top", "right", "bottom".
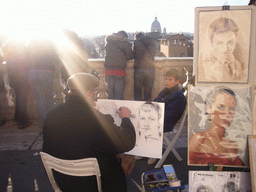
{"left": 0, "top": 118, "right": 190, "bottom": 192}
{"left": 0, "top": 116, "right": 188, "bottom": 151}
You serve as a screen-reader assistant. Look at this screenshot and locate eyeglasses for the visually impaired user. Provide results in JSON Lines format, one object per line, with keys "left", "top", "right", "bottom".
{"left": 92, "top": 88, "right": 99, "bottom": 101}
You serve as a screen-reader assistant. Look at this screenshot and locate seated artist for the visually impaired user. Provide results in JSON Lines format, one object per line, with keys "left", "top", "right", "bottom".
{"left": 42, "top": 73, "right": 136, "bottom": 192}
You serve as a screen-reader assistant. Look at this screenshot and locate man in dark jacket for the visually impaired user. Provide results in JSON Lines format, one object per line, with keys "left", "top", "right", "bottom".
{"left": 104, "top": 31, "right": 133, "bottom": 100}
{"left": 133, "top": 32, "right": 156, "bottom": 101}
{"left": 42, "top": 73, "right": 136, "bottom": 192}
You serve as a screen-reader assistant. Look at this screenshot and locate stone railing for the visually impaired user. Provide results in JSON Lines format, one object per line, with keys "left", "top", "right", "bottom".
{"left": 0, "top": 57, "right": 193, "bottom": 121}
{"left": 87, "top": 57, "right": 193, "bottom": 101}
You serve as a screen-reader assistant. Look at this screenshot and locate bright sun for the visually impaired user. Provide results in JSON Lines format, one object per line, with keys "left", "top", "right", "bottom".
{"left": 1, "top": 1, "right": 67, "bottom": 44}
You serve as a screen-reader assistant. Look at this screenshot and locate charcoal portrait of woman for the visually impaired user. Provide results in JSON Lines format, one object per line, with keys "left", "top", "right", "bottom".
{"left": 188, "top": 86, "right": 253, "bottom": 167}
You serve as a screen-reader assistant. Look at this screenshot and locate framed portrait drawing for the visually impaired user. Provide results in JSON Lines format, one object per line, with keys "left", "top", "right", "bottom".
{"left": 193, "top": 6, "right": 256, "bottom": 86}
{"left": 189, "top": 171, "right": 251, "bottom": 192}
{"left": 96, "top": 99, "right": 165, "bottom": 159}
{"left": 249, "top": 135, "right": 256, "bottom": 192}
{"left": 188, "top": 85, "right": 253, "bottom": 167}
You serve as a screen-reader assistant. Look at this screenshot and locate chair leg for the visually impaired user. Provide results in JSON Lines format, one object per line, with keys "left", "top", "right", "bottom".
{"left": 171, "top": 148, "right": 183, "bottom": 161}
{"left": 155, "top": 132, "right": 184, "bottom": 168}
{"left": 141, "top": 172, "right": 146, "bottom": 192}
{"left": 155, "top": 109, "right": 187, "bottom": 168}
{"left": 155, "top": 155, "right": 165, "bottom": 168}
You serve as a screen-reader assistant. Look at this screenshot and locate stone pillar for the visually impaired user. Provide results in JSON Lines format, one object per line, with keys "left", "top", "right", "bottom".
{"left": 87, "top": 59, "right": 108, "bottom": 99}
{"left": 123, "top": 60, "right": 134, "bottom": 100}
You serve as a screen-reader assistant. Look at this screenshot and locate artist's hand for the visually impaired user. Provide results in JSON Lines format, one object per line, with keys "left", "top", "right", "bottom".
{"left": 117, "top": 107, "right": 131, "bottom": 118}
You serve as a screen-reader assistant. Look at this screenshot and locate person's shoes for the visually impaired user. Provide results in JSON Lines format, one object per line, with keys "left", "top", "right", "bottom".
{"left": 135, "top": 156, "right": 143, "bottom": 160}
{"left": 147, "top": 158, "right": 157, "bottom": 165}
{"left": 18, "top": 122, "right": 32, "bottom": 129}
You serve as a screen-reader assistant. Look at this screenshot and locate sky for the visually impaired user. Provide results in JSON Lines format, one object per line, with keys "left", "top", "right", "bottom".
{"left": 0, "top": 0, "right": 251, "bottom": 41}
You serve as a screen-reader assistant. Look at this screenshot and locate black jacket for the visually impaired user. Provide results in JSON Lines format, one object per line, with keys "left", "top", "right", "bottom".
{"left": 133, "top": 35, "right": 156, "bottom": 69}
{"left": 42, "top": 94, "right": 136, "bottom": 192}
{"left": 154, "top": 85, "right": 186, "bottom": 132}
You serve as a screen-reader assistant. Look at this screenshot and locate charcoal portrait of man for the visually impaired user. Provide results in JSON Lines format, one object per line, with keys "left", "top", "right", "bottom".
{"left": 197, "top": 10, "right": 251, "bottom": 83}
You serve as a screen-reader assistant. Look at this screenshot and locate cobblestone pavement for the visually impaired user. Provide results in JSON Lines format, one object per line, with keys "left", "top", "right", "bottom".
{"left": 0, "top": 118, "right": 189, "bottom": 192}
{"left": 0, "top": 120, "right": 43, "bottom": 151}
{"left": 0, "top": 116, "right": 188, "bottom": 151}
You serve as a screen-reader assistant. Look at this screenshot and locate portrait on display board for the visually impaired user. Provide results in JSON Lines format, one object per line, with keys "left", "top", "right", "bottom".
{"left": 248, "top": 135, "right": 256, "bottom": 192}
{"left": 197, "top": 9, "right": 251, "bottom": 83}
{"left": 189, "top": 171, "right": 252, "bottom": 192}
{"left": 96, "top": 99, "right": 165, "bottom": 159}
{"left": 188, "top": 85, "right": 253, "bottom": 167}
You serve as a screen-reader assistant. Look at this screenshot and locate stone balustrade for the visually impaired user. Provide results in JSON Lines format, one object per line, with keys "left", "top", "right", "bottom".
{"left": 88, "top": 57, "right": 193, "bottom": 101}
{"left": 0, "top": 57, "right": 193, "bottom": 121}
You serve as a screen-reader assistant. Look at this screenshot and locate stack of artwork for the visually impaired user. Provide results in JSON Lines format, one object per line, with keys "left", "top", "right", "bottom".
{"left": 190, "top": 5, "right": 256, "bottom": 191}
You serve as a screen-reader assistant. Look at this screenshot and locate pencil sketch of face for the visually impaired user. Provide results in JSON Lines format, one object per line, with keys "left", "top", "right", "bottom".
{"left": 206, "top": 88, "right": 236, "bottom": 129}
{"left": 138, "top": 103, "right": 161, "bottom": 143}
{"left": 97, "top": 101, "right": 121, "bottom": 126}
{"left": 196, "top": 185, "right": 212, "bottom": 192}
{"left": 209, "top": 17, "right": 238, "bottom": 62}
{"left": 222, "top": 181, "right": 240, "bottom": 192}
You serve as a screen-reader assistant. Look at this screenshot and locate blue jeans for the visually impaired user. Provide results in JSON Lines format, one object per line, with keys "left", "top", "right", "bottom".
{"left": 105, "top": 76, "right": 125, "bottom": 100}
{"left": 28, "top": 70, "right": 55, "bottom": 125}
{"left": 134, "top": 68, "right": 155, "bottom": 101}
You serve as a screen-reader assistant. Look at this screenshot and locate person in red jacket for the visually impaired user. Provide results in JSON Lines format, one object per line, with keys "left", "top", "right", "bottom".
{"left": 104, "top": 31, "right": 133, "bottom": 100}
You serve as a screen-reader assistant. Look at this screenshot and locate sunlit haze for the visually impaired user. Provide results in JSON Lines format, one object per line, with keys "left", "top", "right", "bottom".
{"left": 0, "top": 0, "right": 250, "bottom": 42}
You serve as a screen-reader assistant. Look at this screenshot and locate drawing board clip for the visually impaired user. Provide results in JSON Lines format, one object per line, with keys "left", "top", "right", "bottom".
{"left": 222, "top": 5, "right": 230, "bottom": 10}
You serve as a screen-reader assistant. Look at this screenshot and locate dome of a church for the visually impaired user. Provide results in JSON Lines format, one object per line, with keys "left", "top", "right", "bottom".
{"left": 151, "top": 17, "right": 161, "bottom": 33}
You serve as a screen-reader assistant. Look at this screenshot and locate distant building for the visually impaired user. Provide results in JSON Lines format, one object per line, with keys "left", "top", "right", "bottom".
{"left": 163, "top": 28, "right": 167, "bottom": 36}
{"left": 159, "top": 34, "right": 193, "bottom": 57}
{"left": 146, "top": 17, "right": 193, "bottom": 57}
{"left": 151, "top": 17, "right": 161, "bottom": 33}
{"left": 144, "top": 17, "right": 163, "bottom": 53}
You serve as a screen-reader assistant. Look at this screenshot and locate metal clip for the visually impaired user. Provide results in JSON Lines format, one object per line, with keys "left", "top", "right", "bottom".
{"left": 222, "top": 5, "right": 230, "bottom": 10}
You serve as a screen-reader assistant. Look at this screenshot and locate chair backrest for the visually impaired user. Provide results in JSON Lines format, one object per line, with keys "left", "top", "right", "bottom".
{"left": 40, "top": 152, "right": 102, "bottom": 192}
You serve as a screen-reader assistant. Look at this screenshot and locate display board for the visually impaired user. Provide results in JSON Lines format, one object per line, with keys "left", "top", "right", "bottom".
{"left": 188, "top": 85, "right": 253, "bottom": 167}
{"left": 189, "top": 171, "right": 251, "bottom": 192}
{"left": 193, "top": 6, "right": 256, "bottom": 86}
{"left": 249, "top": 135, "right": 256, "bottom": 192}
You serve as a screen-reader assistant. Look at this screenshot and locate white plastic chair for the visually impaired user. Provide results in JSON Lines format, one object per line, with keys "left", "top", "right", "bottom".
{"left": 40, "top": 152, "right": 102, "bottom": 192}
{"left": 155, "top": 108, "right": 188, "bottom": 168}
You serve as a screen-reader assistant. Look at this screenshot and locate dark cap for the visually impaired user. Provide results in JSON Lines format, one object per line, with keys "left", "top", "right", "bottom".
{"left": 118, "top": 30, "right": 128, "bottom": 38}
{"left": 67, "top": 73, "right": 100, "bottom": 92}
